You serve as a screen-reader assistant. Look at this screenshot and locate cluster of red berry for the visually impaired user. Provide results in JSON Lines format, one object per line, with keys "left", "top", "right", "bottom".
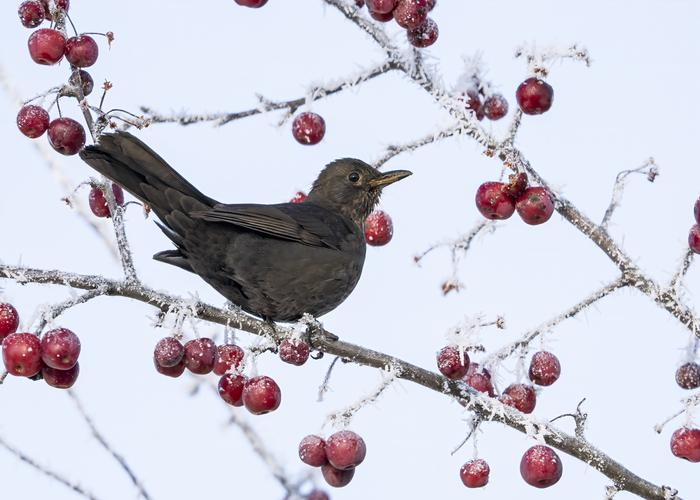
{"left": 88, "top": 182, "right": 125, "bottom": 218}
{"left": 437, "top": 346, "right": 564, "bottom": 487}
{"left": 462, "top": 88, "right": 509, "bottom": 122}
{"left": 16, "top": 0, "right": 103, "bottom": 155}
{"left": 476, "top": 173, "right": 554, "bottom": 225}
{"left": 671, "top": 359, "right": 700, "bottom": 462}
{"left": 1, "top": 302, "right": 81, "bottom": 388}
{"left": 298, "top": 430, "right": 367, "bottom": 488}
{"left": 358, "top": 0, "right": 438, "bottom": 48}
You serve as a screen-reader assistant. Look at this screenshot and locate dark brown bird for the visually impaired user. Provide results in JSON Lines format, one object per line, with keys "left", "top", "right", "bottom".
{"left": 79, "top": 131, "right": 411, "bottom": 322}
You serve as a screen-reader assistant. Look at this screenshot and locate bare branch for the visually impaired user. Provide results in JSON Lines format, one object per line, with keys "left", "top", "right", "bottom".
{"left": 373, "top": 124, "right": 461, "bottom": 169}
{"left": 669, "top": 248, "right": 695, "bottom": 293}
{"left": 317, "top": 356, "right": 341, "bottom": 402}
{"left": 601, "top": 158, "right": 659, "bottom": 229}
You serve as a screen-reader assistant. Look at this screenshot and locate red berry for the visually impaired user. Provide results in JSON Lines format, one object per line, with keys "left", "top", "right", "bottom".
{"left": 475, "top": 181, "right": 515, "bottom": 220}
{"left": 298, "top": 434, "right": 328, "bottom": 467}
{"left": 460, "top": 459, "right": 490, "bottom": 488}
{"left": 463, "top": 363, "right": 495, "bottom": 396}
{"left": 279, "top": 338, "right": 310, "bottom": 366}
{"left": 502, "top": 383, "right": 537, "bottom": 414}
{"left": 43, "top": 362, "right": 79, "bottom": 389}
{"left": 17, "top": 105, "right": 50, "bottom": 138}
{"left": 483, "top": 94, "right": 509, "bottom": 120}
{"left": 463, "top": 89, "right": 484, "bottom": 120}
{"left": 671, "top": 427, "right": 700, "bottom": 462}
{"left": 28, "top": 28, "right": 65, "bottom": 65}
{"left": 364, "top": 210, "right": 393, "bottom": 246}
{"left": 48, "top": 117, "right": 86, "bottom": 156}
{"left": 516, "top": 77, "right": 554, "bottom": 115}
{"left": 88, "top": 183, "right": 125, "bottom": 218}
{"left": 184, "top": 338, "right": 217, "bottom": 374}
{"left": 234, "top": 0, "right": 268, "bottom": 7}
{"left": 689, "top": 225, "right": 700, "bottom": 254}
{"left": 407, "top": 17, "right": 438, "bottom": 48}
{"left": 40, "top": 328, "right": 80, "bottom": 370}
{"left": 0, "top": 303, "right": 20, "bottom": 342}
{"left": 218, "top": 373, "right": 247, "bottom": 406}
{"left": 393, "top": 0, "right": 428, "bottom": 29}
{"left": 675, "top": 362, "right": 700, "bottom": 390}
{"left": 2, "top": 333, "right": 42, "bottom": 377}
{"left": 65, "top": 35, "right": 99, "bottom": 68}
{"left": 520, "top": 445, "right": 563, "bottom": 488}
{"left": 694, "top": 197, "right": 700, "bottom": 225}
{"left": 369, "top": 10, "right": 393, "bottom": 21}
{"left": 213, "top": 344, "right": 245, "bottom": 375}
{"left": 528, "top": 351, "right": 561, "bottom": 386}
{"left": 69, "top": 70, "right": 94, "bottom": 97}
{"left": 325, "top": 430, "right": 366, "bottom": 470}
{"left": 290, "top": 191, "right": 307, "bottom": 204}
{"left": 18, "top": 1, "right": 45, "bottom": 28}
{"left": 321, "top": 464, "right": 355, "bottom": 488}
{"left": 306, "top": 490, "right": 330, "bottom": 500}
{"left": 516, "top": 187, "right": 554, "bottom": 225}
{"left": 242, "top": 375, "right": 282, "bottom": 414}
{"left": 436, "top": 346, "right": 470, "bottom": 379}
{"left": 154, "top": 356, "right": 186, "bottom": 378}
{"left": 153, "top": 337, "right": 184, "bottom": 368}
{"left": 292, "top": 112, "right": 326, "bottom": 145}
{"left": 367, "top": 0, "right": 396, "bottom": 14}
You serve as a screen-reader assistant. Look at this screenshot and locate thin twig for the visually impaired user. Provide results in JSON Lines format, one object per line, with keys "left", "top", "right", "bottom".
{"left": 324, "top": 369, "right": 397, "bottom": 428}
{"left": 601, "top": 158, "right": 658, "bottom": 229}
{"left": 317, "top": 356, "right": 341, "bottom": 402}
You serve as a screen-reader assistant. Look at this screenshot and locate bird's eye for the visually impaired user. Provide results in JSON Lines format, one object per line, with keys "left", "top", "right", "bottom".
{"left": 348, "top": 172, "right": 360, "bottom": 183}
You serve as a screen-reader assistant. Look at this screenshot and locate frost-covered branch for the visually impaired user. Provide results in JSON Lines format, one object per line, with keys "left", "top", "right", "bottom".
{"left": 324, "top": 369, "right": 396, "bottom": 428}
{"left": 601, "top": 158, "right": 659, "bottom": 229}
{"left": 373, "top": 123, "right": 462, "bottom": 169}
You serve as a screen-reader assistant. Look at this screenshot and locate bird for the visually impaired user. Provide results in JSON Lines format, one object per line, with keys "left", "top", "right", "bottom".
{"left": 79, "top": 131, "right": 411, "bottom": 323}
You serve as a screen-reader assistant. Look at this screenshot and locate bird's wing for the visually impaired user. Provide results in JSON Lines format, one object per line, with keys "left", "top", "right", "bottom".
{"left": 191, "top": 203, "right": 351, "bottom": 250}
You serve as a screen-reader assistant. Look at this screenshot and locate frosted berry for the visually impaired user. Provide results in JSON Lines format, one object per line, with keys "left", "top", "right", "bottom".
{"left": 504, "top": 172, "right": 528, "bottom": 200}
{"left": 529, "top": 351, "right": 561, "bottom": 386}
{"left": 393, "top": 0, "right": 428, "bottom": 29}
{"left": 89, "top": 183, "right": 125, "bottom": 218}
{"left": 298, "top": 434, "right": 328, "bottom": 467}
{"left": 279, "top": 338, "right": 310, "bottom": 366}
{"left": 364, "top": 210, "right": 393, "bottom": 246}
{"left": 463, "top": 363, "right": 495, "bottom": 396}
{"left": 483, "top": 94, "right": 509, "bottom": 120}
{"left": 65, "top": 35, "right": 99, "bottom": 68}
{"left": 366, "top": 0, "right": 395, "bottom": 14}
{"left": 369, "top": 10, "right": 393, "bottom": 21}
{"left": 292, "top": 112, "right": 326, "bottom": 145}
{"left": 184, "top": 338, "right": 217, "bottom": 374}
{"left": 154, "top": 356, "right": 186, "bottom": 377}
{"left": 463, "top": 89, "right": 484, "bottom": 120}
{"left": 218, "top": 373, "right": 247, "bottom": 406}
{"left": 326, "top": 430, "right": 366, "bottom": 470}
{"left": 475, "top": 181, "right": 515, "bottom": 220}
{"left": 695, "top": 197, "right": 700, "bottom": 225}
{"left": 520, "top": 445, "right": 563, "bottom": 488}
{"left": 234, "top": 0, "right": 268, "bottom": 7}
{"left": 43, "top": 362, "right": 79, "bottom": 389}
{"left": 243, "top": 375, "right": 282, "bottom": 414}
{"left": 675, "top": 362, "right": 700, "bottom": 390}
{"left": 17, "top": 105, "right": 50, "bottom": 138}
{"left": 0, "top": 303, "right": 20, "bottom": 342}
{"left": 213, "top": 344, "right": 245, "bottom": 375}
{"left": 306, "top": 490, "right": 330, "bottom": 500}
{"left": 516, "top": 77, "right": 553, "bottom": 115}
{"left": 689, "top": 225, "right": 700, "bottom": 254}
{"left": 48, "top": 117, "right": 86, "bottom": 156}
{"left": 460, "top": 459, "right": 490, "bottom": 488}
{"left": 69, "top": 70, "right": 94, "bottom": 96}
{"left": 407, "top": 18, "right": 438, "bottom": 48}
{"left": 2, "top": 333, "right": 42, "bottom": 377}
{"left": 153, "top": 337, "right": 184, "bottom": 368}
{"left": 290, "top": 191, "right": 307, "bottom": 204}
{"left": 40, "top": 327, "right": 80, "bottom": 370}
{"left": 502, "top": 383, "right": 537, "bottom": 413}
{"left": 436, "top": 346, "right": 470, "bottom": 379}
{"left": 671, "top": 428, "right": 700, "bottom": 462}
{"left": 321, "top": 464, "right": 355, "bottom": 488}
{"left": 516, "top": 187, "right": 554, "bottom": 225}
{"left": 28, "top": 28, "right": 65, "bottom": 65}
{"left": 19, "top": 1, "right": 45, "bottom": 28}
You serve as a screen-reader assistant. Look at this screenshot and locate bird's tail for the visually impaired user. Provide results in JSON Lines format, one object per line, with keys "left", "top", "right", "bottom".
{"left": 79, "top": 131, "right": 217, "bottom": 220}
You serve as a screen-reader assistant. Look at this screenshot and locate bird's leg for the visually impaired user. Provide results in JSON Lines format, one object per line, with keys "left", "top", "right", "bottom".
{"left": 299, "top": 314, "right": 339, "bottom": 355}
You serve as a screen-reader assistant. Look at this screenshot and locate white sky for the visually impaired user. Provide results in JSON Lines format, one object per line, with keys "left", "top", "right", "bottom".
{"left": 1, "top": 1, "right": 699, "bottom": 499}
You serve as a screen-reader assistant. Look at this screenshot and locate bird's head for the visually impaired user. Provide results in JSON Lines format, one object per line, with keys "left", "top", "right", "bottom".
{"left": 306, "top": 159, "right": 412, "bottom": 225}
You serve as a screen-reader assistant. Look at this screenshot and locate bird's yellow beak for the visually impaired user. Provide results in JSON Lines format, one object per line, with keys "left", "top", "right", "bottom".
{"left": 368, "top": 170, "right": 413, "bottom": 188}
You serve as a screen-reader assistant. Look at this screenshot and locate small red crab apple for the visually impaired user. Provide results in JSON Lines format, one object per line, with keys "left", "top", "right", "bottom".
{"left": 2, "top": 332, "right": 42, "bottom": 377}
{"left": 460, "top": 459, "right": 490, "bottom": 488}
{"left": 407, "top": 18, "right": 438, "bottom": 48}
{"left": 502, "top": 383, "right": 537, "bottom": 413}
{"left": 154, "top": 356, "right": 186, "bottom": 378}
{"left": 321, "top": 464, "right": 355, "bottom": 488}
{"left": 48, "top": 117, "right": 86, "bottom": 156}
{"left": 0, "top": 303, "right": 20, "bottom": 342}
{"left": 436, "top": 345, "right": 470, "bottom": 379}
{"left": 688, "top": 225, "right": 700, "bottom": 254}
{"left": 694, "top": 197, "right": 700, "bottom": 224}
{"left": 520, "top": 445, "right": 563, "bottom": 488}
{"left": 670, "top": 428, "right": 700, "bottom": 462}
{"left": 213, "top": 344, "right": 245, "bottom": 375}
{"left": 65, "top": 35, "right": 99, "bottom": 68}
{"left": 218, "top": 373, "right": 247, "bottom": 406}
{"left": 393, "top": 0, "right": 429, "bottom": 29}
{"left": 369, "top": 10, "right": 393, "bottom": 21}
{"left": 18, "top": 1, "right": 45, "bottom": 28}
{"left": 364, "top": 210, "right": 393, "bottom": 246}
{"left": 292, "top": 112, "right": 326, "bottom": 145}
{"left": 483, "top": 94, "right": 509, "bottom": 120}
{"left": 89, "top": 183, "right": 125, "bottom": 218}
{"left": 234, "top": 0, "right": 268, "bottom": 7}
{"left": 69, "top": 70, "right": 94, "bottom": 97}
{"left": 676, "top": 362, "right": 700, "bottom": 389}
{"left": 298, "top": 434, "right": 328, "bottom": 467}
{"left": 516, "top": 77, "right": 554, "bottom": 115}
{"left": 306, "top": 490, "right": 330, "bottom": 500}
{"left": 463, "top": 363, "right": 495, "bottom": 396}
{"left": 515, "top": 187, "right": 554, "bottom": 225}
{"left": 367, "top": 0, "right": 396, "bottom": 13}
{"left": 463, "top": 88, "right": 484, "bottom": 120}
{"left": 40, "top": 327, "right": 80, "bottom": 370}
{"left": 153, "top": 337, "right": 184, "bottom": 368}
{"left": 325, "top": 430, "right": 366, "bottom": 470}
{"left": 242, "top": 375, "right": 282, "bottom": 414}
{"left": 43, "top": 362, "right": 80, "bottom": 389}
{"left": 183, "top": 338, "right": 217, "bottom": 374}
{"left": 475, "top": 181, "right": 515, "bottom": 220}
{"left": 279, "top": 337, "right": 310, "bottom": 366}
{"left": 17, "top": 105, "right": 50, "bottom": 138}
{"left": 528, "top": 351, "right": 561, "bottom": 386}
{"left": 28, "top": 28, "right": 65, "bottom": 65}
{"left": 290, "top": 191, "right": 307, "bottom": 204}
